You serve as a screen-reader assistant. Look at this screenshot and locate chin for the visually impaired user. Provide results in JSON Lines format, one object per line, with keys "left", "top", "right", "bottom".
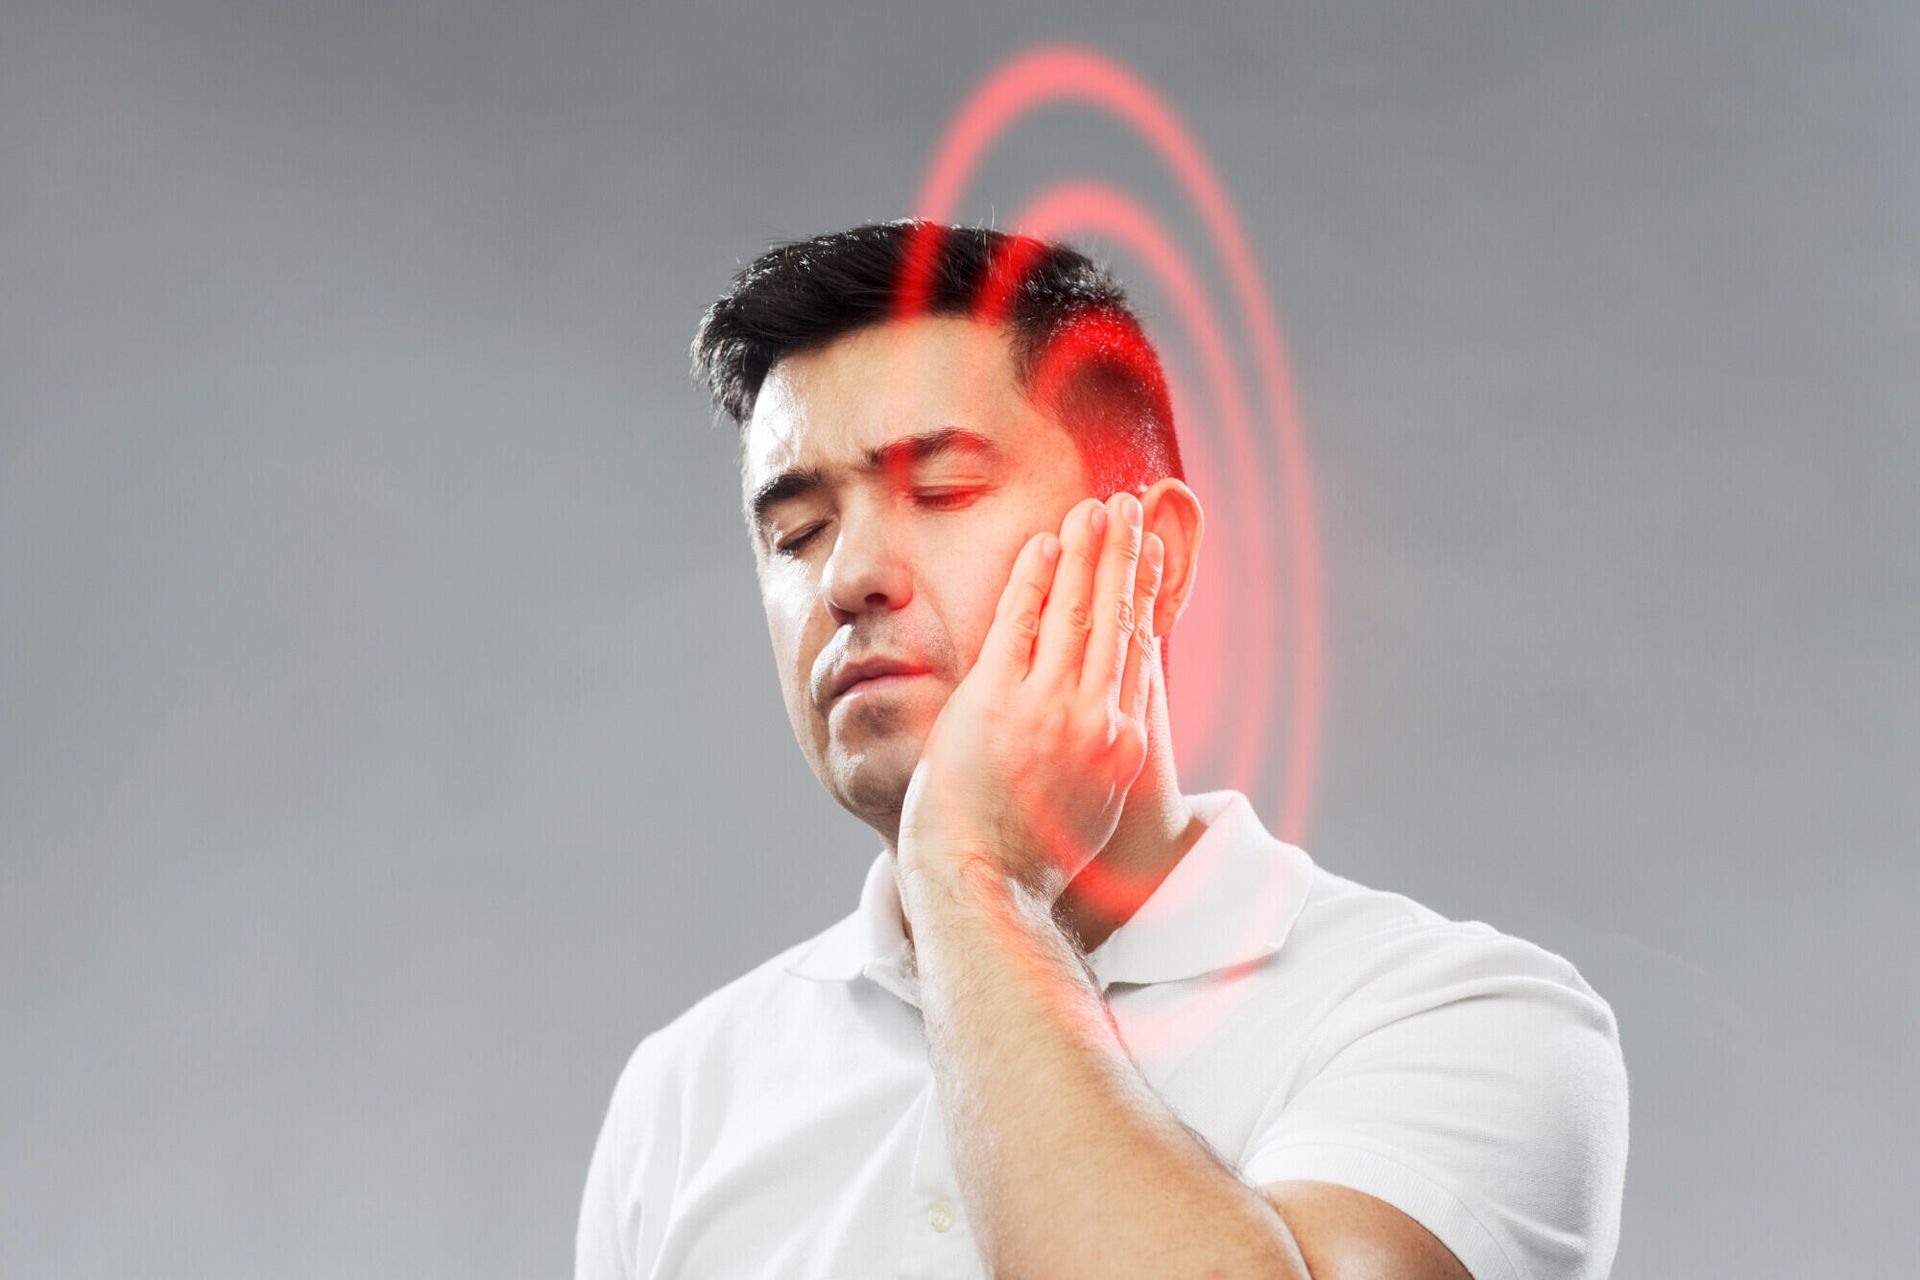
{"left": 828, "top": 737, "right": 923, "bottom": 822}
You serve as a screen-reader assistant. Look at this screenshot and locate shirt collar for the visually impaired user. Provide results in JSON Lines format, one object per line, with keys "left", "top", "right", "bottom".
{"left": 784, "top": 790, "right": 1313, "bottom": 996}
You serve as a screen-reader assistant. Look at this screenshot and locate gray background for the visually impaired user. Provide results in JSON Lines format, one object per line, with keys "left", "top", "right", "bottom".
{"left": 5, "top": 2, "right": 1915, "bottom": 1276}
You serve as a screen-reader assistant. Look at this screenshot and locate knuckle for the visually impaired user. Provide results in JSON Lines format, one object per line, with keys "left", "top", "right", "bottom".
{"left": 1078, "top": 715, "right": 1109, "bottom": 753}
{"left": 1112, "top": 596, "right": 1135, "bottom": 634}
{"left": 1067, "top": 601, "right": 1093, "bottom": 634}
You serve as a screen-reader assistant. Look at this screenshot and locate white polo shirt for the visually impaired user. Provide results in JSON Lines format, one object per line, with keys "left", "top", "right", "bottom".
{"left": 576, "top": 791, "right": 1629, "bottom": 1279}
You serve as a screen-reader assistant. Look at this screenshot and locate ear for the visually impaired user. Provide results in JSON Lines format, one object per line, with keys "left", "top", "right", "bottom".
{"left": 1137, "top": 478, "right": 1203, "bottom": 637}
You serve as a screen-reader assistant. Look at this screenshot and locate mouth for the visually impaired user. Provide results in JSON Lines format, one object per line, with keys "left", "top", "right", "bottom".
{"left": 832, "top": 670, "right": 931, "bottom": 705}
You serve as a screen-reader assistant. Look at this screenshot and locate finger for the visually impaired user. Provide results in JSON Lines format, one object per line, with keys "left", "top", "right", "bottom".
{"left": 1079, "top": 491, "right": 1143, "bottom": 703}
{"left": 1028, "top": 497, "right": 1106, "bottom": 687}
{"left": 974, "top": 529, "right": 1062, "bottom": 685}
{"left": 1121, "top": 532, "right": 1164, "bottom": 726}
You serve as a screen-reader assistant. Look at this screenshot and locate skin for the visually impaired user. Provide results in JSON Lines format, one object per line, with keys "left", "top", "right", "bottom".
{"left": 744, "top": 315, "right": 1205, "bottom": 952}
{"left": 744, "top": 314, "right": 1469, "bottom": 1279}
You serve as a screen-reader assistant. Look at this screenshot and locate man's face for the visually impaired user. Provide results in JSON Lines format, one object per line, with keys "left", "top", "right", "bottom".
{"left": 743, "top": 316, "right": 1095, "bottom": 833}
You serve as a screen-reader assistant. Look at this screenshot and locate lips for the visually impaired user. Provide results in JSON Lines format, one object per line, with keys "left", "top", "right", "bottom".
{"left": 827, "top": 657, "right": 931, "bottom": 704}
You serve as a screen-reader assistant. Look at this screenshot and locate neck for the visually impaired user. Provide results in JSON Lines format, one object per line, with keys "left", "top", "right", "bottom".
{"left": 1050, "top": 731, "right": 1204, "bottom": 956}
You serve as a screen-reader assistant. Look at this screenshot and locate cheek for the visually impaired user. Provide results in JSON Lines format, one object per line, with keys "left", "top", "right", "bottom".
{"left": 931, "top": 539, "right": 1030, "bottom": 667}
{"left": 761, "top": 592, "right": 818, "bottom": 701}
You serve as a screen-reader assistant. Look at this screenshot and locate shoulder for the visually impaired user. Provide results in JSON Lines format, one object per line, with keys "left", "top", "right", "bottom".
{"left": 604, "top": 917, "right": 849, "bottom": 1113}
{"left": 1267, "top": 858, "right": 1630, "bottom": 1185}
{"left": 1245, "top": 863, "right": 1630, "bottom": 1279}
{"left": 1281, "top": 863, "right": 1613, "bottom": 1033}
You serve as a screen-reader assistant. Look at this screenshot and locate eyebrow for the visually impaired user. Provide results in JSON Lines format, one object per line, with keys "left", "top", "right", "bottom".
{"left": 747, "top": 427, "right": 1007, "bottom": 534}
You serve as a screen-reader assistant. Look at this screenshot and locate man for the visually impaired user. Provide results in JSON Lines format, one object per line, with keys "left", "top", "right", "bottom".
{"left": 576, "top": 222, "right": 1629, "bottom": 1278}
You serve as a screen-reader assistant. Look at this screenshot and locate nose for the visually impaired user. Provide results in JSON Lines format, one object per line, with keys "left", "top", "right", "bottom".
{"left": 819, "top": 501, "right": 912, "bottom": 622}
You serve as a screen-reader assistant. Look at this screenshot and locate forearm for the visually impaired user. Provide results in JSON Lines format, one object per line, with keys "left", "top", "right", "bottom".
{"left": 904, "top": 858, "right": 1309, "bottom": 1279}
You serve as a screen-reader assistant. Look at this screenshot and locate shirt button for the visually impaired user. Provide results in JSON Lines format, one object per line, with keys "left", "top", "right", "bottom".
{"left": 927, "top": 1199, "right": 956, "bottom": 1233}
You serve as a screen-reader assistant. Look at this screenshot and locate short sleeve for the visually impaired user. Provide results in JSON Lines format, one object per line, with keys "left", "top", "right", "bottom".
{"left": 576, "top": 1033, "right": 670, "bottom": 1280}
{"left": 1241, "top": 930, "right": 1630, "bottom": 1280}
{"left": 574, "top": 1076, "right": 633, "bottom": 1280}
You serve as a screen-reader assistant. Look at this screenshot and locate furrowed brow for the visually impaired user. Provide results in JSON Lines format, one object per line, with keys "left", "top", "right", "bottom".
{"left": 747, "top": 428, "right": 1006, "bottom": 536}
{"left": 859, "top": 427, "right": 1006, "bottom": 476}
{"left": 747, "top": 465, "right": 829, "bottom": 535}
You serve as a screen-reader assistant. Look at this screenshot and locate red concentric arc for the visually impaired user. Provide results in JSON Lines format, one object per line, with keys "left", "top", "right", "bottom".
{"left": 913, "top": 45, "right": 1324, "bottom": 842}
{"left": 1008, "top": 182, "right": 1273, "bottom": 830}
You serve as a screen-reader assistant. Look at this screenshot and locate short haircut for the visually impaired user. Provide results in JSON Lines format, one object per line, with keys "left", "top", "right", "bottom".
{"left": 691, "top": 220, "right": 1185, "bottom": 693}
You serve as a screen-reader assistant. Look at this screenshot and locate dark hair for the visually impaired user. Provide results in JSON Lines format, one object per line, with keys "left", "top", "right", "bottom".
{"left": 691, "top": 220, "right": 1184, "bottom": 694}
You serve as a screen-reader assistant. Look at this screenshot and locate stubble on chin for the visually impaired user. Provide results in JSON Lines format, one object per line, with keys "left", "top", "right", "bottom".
{"left": 840, "top": 767, "right": 910, "bottom": 827}
{"left": 826, "top": 707, "right": 925, "bottom": 829}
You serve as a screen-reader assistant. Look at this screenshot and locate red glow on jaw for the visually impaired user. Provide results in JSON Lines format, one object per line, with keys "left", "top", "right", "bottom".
{"left": 907, "top": 44, "right": 1324, "bottom": 845}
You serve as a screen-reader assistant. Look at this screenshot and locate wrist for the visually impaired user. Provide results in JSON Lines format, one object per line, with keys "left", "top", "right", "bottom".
{"left": 897, "top": 844, "right": 1059, "bottom": 934}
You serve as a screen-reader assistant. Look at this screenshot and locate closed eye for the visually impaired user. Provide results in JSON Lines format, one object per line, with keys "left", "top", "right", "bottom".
{"left": 772, "top": 490, "right": 983, "bottom": 558}
{"left": 774, "top": 522, "right": 827, "bottom": 556}
{"left": 913, "top": 490, "right": 981, "bottom": 511}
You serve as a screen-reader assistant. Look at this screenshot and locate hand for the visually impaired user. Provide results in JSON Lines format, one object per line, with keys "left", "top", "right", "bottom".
{"left": 897, "top": 491, "right": 1167, "bottom": 906}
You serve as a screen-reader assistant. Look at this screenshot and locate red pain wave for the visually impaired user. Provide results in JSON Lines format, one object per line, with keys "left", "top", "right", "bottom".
{"left": 905, "top": 45, "right": 1324, "bottom": 847}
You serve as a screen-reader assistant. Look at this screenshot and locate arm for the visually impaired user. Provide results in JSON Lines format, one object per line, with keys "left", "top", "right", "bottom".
{"left": 905, "top": 852, "right": 1468, "bottom": 1280}
{"left": 896, "top": 491, "right": 1472, "bottom": 1279}
{"left": 905, "top": 854, "right": 1305, "bottom": 1277}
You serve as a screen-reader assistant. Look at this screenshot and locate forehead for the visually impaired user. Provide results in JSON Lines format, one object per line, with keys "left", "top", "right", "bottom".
{"left": 741, "top": 316, "right": 1069, "bottom": 490}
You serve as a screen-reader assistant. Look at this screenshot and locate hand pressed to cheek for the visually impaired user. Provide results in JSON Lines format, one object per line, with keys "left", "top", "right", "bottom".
{"left": 1027, "top": 497, "right": 1109, "bottom": 690}
{"left": 1125, "top": 528, "right": 1167, "bottom": 728}
{"left": 897, "top": 491, "right": 1167, "bottom": 905}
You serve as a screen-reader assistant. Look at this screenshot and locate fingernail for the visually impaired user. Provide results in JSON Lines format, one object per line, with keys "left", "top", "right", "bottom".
{"left": 1146, "top": 534, "right": 1164, "bottom": 566}
{"left": 1090, "top": 506, "right": 1107, "bottom": 537}
{"left": 1122, "top": 494, "right": 1142, "bottom": 528}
